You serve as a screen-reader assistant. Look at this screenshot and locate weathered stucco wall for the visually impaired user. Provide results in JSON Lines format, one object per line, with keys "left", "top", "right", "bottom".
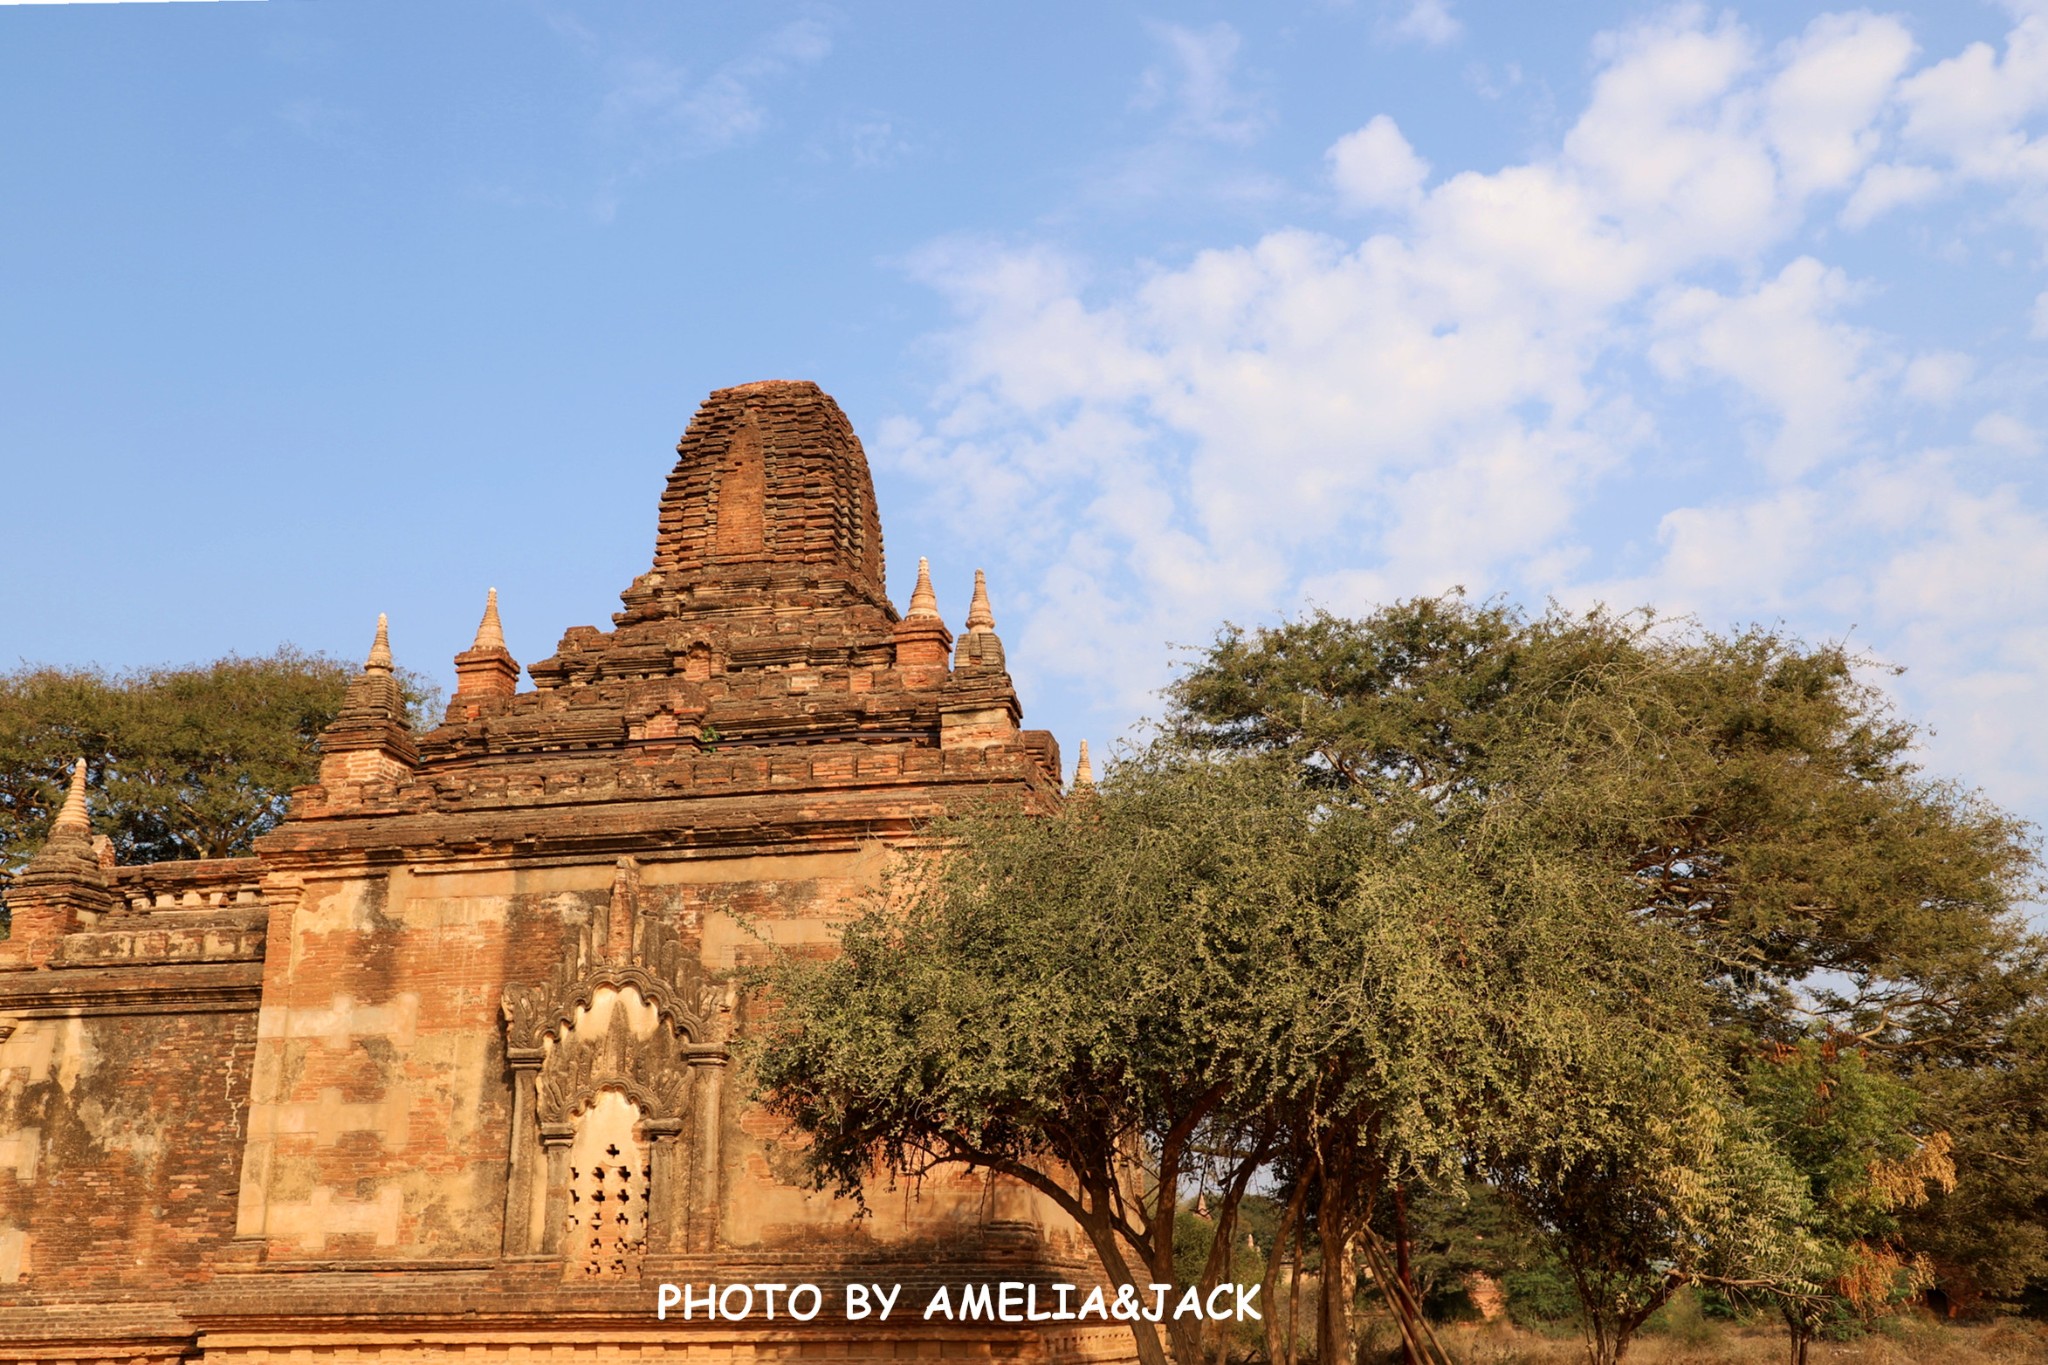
{"left": 0, "top": 996, "right": 257, "bottom": 1295}
{"left": 232, "top": 847, "right": 1069, "bottom": 1266}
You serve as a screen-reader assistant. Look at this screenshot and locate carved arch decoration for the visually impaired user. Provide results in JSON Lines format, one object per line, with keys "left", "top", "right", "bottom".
{"left": 500, "top": 857, "right": 732, "bottom": 1263}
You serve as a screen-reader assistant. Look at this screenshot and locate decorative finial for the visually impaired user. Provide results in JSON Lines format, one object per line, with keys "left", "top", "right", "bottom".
{"left": 907, "top": 557, "right": 940, "bottom": 620}
{"left": 52, "top": 758, "right": 90, "bottom": 835}
{"left": 1074, "top": 740, "right": 1094, "bottom": 790}
{"left": 365, "top": 613, "right": 393, "bottom": 674}
{"left": 965, "top": 569, "right": 996, "bottom": 634}
{"left": 473, "top": 588, "right": 506, "bottom": 652}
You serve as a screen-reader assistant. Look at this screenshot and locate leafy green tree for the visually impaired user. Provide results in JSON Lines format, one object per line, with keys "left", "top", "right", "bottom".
{"left": 749, "top": 756, "right": 1345, "bottom": 1365}
{"left": 749, "top": 743, "right": 1722, "bottom": 1365}
{"left": 1486, "top": 1048, "right": 1815, "bottom": 1365}
{"left": 0, "top": 650, "right": 440, "bottom": 886}
{"left": 1326, "top": 782, "right": 1808, "bottom": 1365}
{"left": 1896, "top": 1002, "right": 2048, "bottom": 1316}
{"left": 1281, "top": 799, "right": 1737, "bottom": 1365}
{"left": 1746, "top": 1040, "right": 1954, "bottom": 1364}
{"left": 1167, "top": 596, "right": 2043, "bottom": 1359}
{"left": 1167, "top": 597, "right": 2038, "bottom": 1051}
{"left": 754, "top": 595, "right": 2039, "bottom": 1365}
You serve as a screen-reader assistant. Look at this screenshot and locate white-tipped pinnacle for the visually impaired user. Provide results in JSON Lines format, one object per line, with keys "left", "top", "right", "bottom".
{"left": 366, "top": 613, "right": 393, "bottom": 674}
{"left": 52, "top": 758, "right": 90, "bottom": 834}
{"left": 965, "top": 569, "right": 996, "bottom": 634}
{"left": 473, "top": 588, "right": 507, "bottom": 652}
{"left": 1073, "top": 740, "right": 1094, "bottom": 790}
{"left": 907, "top": 557, "right": 940, "bottom": 620}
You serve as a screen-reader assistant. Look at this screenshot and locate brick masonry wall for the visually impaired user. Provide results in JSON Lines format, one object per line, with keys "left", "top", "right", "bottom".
{"left": 234, "top": 850, "right": 1073, "bottom": 1265}
{"left": 0, "top": 998, "right": 257, "bottom": 1299}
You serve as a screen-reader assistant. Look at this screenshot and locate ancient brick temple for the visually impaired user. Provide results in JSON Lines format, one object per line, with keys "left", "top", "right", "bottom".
{"left": 0, "top": 382, "right": 1125, "bottom": 1365}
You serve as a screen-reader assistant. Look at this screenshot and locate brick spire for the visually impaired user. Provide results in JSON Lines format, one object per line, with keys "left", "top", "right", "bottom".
{"left": 4, "top": 756, "right": 115, "bottom": 965}
{"left": 893, "top": 556, "right": 953, "bottom": 681}
{"left": 641, "top": 380, "right": 887, "bottom": 611}
{"left": 906, "top": 557, "right": 940, "bottom": 620}
{"left": 51, "top": 757, "right": 90, "bottom": 836}
{"left": 964, "top": 570, "right": 996, "bottom": 634}
{"left": 954, "top": 569, "right": 1007, "bottom": 675}
{"left": 319, "top": 613, "right": 418, "bottom": 789}
{"left": 366, "top": 613, "right": 394, "bottom": 674}
{"left": 452, "top": 589, "right": 521, "bottom": 717}
{"left": 1073, "top": 740, "right": 1093, "bottom": 790}
{"left": 474, "top": 588, "right": 507, "bottom": 651}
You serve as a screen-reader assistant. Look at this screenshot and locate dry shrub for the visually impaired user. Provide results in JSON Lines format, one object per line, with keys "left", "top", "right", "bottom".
{"left": 1393, "top": 1316, "right": 2048, "bottom": 1365}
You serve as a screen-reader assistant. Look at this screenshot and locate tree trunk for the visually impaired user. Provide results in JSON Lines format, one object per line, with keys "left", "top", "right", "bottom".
{"left": 1782, "top": 1305, "right": 1812, "bottom": 1365}
{"left": 1393, "top": 1185, "right": 1418, "bottom": 1365}
{"left": 1262, "top": 1177, "right": 1307, "bottom": 1365}
{"left": 1616, "top": 1280, "right": 1681, "bottom": 1363}
{"left": 1199, "top": 1128, "right": 1270, "bottom": 1365}
{"left": 1567, "top": 1260, "right": 1674, "bottom": 1365}
{"left": 1069, "top": 1208, "right": 1174, "bottom": 1365}
{"left": 1285, "top": 1222, "right": 1304, "bottom": 1365}
{"left": 1582, "top": 1318, "right": 1621, "bottom": 1365}
{"left": 1318, "top": 1213, "right": 1354, "bottom": 1365}
{"left": 1314, "top": 1140, "right": 1356, "bottom": 1365}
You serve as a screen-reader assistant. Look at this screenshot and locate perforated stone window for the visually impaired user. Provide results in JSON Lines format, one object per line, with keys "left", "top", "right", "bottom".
{"left": 564, "top": 1090, "right": 650, "bottom": 1278}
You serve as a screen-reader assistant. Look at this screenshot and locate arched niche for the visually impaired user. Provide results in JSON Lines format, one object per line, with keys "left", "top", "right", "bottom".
{"left": 501, "top": 858, "right": 730, "bottom": 1263}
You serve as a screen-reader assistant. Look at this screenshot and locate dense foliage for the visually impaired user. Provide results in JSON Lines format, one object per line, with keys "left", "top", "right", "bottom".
{"left": 1174, "top": 599, "right": 2043, "bottom": 1361}
{"left": 1168, "top": 598, "right": 2038, "bottom": 1050}
{"left": 0, "top": 650, "right": 438, "bottom": 883}
{"left": 752, "top": 596, "right": 2046, "bottom": 1365}
{"left": 750, "top": 758, "right": 1338, "bottom": 1365}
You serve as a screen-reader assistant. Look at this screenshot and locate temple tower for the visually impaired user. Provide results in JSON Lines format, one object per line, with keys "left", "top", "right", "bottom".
{"left": 0, "top": 382, "right": 1100, "bottom": 1365}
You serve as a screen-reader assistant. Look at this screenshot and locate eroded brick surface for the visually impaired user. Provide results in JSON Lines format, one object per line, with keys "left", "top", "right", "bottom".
{"left": 0, "top": 382, "right": 1107, "bottom": 1365}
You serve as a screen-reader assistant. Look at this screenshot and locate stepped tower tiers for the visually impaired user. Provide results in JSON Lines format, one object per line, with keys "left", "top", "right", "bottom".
{"left": 0, "top": 381, "right": 1117, "bottom": 1365}
{"left": 281, "top": 379, "right": 1063, "bottom": 838}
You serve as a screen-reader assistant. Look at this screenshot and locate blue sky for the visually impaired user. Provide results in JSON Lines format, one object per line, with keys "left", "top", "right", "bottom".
{"left": 4, "top": 0, "right": 2047, "bottom": 837}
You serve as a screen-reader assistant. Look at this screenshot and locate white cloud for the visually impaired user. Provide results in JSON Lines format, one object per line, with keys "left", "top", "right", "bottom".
{"left": 1841, "top": 162, "right": 1945, "bottom": 227}
{"left": 1639, "top": 488, "right": 1826, "bottom": 617}
{"left": 1901, "top": 351, "right": 1974, "bottom": 404}
{"left": 1134, "top": 21, "right": 1271, "bottom": 145}
{"left": 1973, "top": 412, "right": 2043, "bottom": 455}
{"left": 807, "top": 112, "right": 920, "bottom": 170}
{"left": 1091, "top": 21, "right": 1289, "bottom": 211}
{"left": 1328, "top": 116, "right": 1430, "bottom": 212}
{"left": 887, "top": 5, "right": 2048, "bottom": 817}
{"left": 1896, "top": 8, "right": 2048, "bottom": 180}
{"left": 1649, "top": 257, "right": 1881, "bottom": 476}
{"left": 1764, "top": 12, "right": 1915, "bottom": 196}
{"left": 1390, "top": 0, "right": 1462, "bottom": 48}
{"left": 1842, "top": 4, "right": 2048, "bottom": 226}
{"left": 594, "top": 17, "right": 833, "bottom": 183}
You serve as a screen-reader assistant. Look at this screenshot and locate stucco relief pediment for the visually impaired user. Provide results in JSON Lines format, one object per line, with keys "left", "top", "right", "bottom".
{"left": 500, "top": 857, "right": 726, "bottom": 1128}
